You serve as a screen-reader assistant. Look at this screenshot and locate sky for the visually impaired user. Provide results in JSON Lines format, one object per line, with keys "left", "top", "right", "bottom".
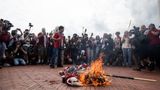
{"left": 0, "top": 0, "right": 160, "bottom": 37}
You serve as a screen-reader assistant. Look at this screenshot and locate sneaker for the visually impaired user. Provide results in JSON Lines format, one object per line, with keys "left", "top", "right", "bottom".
{"left": 4, "top": 63, "right": 11, "bottom": 67}
{"left": 50, "top": 65, "right": 54, "bottom": 68}
{"left": 54, "top": 65, "right": 57, "bottom": 68}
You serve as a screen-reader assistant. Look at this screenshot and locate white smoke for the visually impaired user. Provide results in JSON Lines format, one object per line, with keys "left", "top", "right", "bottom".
{"left": 0, "top": 0, "right": 159, "bottom": 37}
{"left": 125, "top": 0, "right": 160, "bottom": 27}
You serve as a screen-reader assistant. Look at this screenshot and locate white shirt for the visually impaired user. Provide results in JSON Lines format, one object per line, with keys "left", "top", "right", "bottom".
{"left": 122, "top": 37, "right": 131, "bottom": 48}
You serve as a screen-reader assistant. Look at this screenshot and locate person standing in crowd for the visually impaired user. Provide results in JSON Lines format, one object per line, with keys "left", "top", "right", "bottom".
{"left": 0, "top": 19, "right": 13, "bottom": 68}
{"left": 64, "top": 36, "right": 72, "bottom": 64}
{"left": 58, "top": 26, "right": 65, "bottom": 67}
{"left": 147, "top": 24, "right": 160, "bottom": 70}
{"left": 81, "top": 33, "right": 88, "bottom": 64}
{"left": 47, "top": 32, "right": 53, "bottom": 65}
{"left": 0, "top": 22, "right": 4, "bottom": 68}
{"left": 37, "top": 28, "right": 48, "bottom": 64}
{"left": 87, "top": 33, "right": 94, "bottom": 64}
{"left": 102, "top": 33, "right": 114, "bottom": 66}
{"left": 148, "top": 24, "right": 160, "bottom": 47}
{"left": 133, "top": 25, "right": 149, "bottom": 71}
{"left": 94, "top": 35, "right": 102, "bottom": 59}
{"left": 50, "top": 26, "right": 65, "bottom": 68}
{"left": 112, "top": 32, "right": 122, "bottom": 66}
{"left": 50, "top": 28, "right": 59, "bottom": 68}
{"left": 114, "top": 32, "right": 121, "bottom": 50}
{"left": 122, "top": 31, "right": 132, "bottom": 67}
{"left": 70, "top": 33, "right": 79, "bottom": 65}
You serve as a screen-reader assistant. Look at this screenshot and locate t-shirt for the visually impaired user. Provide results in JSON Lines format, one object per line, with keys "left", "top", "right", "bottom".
{"left": 0, "top": 32, "right": 10, "bottom": 43}
{"left": 37, "top": 33, "right": 47, "bottom": 47}
{"left": 114, "top": 36, "right": 121, "bottom": 48}
{"left": 53, "top": 33, "right": 60, "bottom": 48}
{"left": 37, "top": 33, "right": 44, "bottom": 46}
{"left": 14, "top": 47, "right": 25, "bottom": 58}
{"left": 59, "top": 33, "right": 65, "bottom": 48}
{"left": 148, "top": 29, "right": 160, "bottom": 46}
{"left": 122, "top": 37, "right": 131, "bottom": 48}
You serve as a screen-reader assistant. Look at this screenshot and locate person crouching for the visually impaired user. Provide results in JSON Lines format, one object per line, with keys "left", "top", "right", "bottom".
{"left": 13, "top": 41, "right": 27, "bottom": 65}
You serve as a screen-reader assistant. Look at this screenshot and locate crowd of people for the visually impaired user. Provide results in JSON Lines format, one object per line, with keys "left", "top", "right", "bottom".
{"left": 0, "top": 18, "right": 160, "bottom": 71}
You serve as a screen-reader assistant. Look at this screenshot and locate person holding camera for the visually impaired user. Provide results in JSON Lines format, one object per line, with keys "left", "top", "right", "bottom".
{"left": 70, "top": 33, "right": 79, "bottom": 65}
{"left": 13, "top": 41, "right": 27, "bottom": 65}
{"left": 0, "top": 19, "right": 13, "bottom": 68}
{"left": 147, "top": 24, "right": 160, "bottom": 70}
{"left": 0, "top": 21, "right": 4, "bottom": 68}
{"left": 94, "top": 35, "right": 102, "bottom": 59}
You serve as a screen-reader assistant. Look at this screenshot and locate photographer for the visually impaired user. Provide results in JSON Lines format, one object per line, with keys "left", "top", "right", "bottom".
{"left": 0, "top": 21, "right": 4, "bottom": 68}
{"left": 102, "top": 33, "right": 114, "bottom": 66}
{"left": 27, "top": 33, "right": 38, "bottom": 64}
{"left": 81, "top": 33, "right": 88, "bottom": 64}
{"left": 70, "top": 33, "right": 79, "bottom": 65}
{"left": 0, "top": 19, "right": 13, "bottom": 68}
{"left": 13, "top": 41, "right": 27, "bottom": 65}
{"left": 86, "top": 33, "right": 94, "bottom": 64}
{"left": 94, "top": 35, "right": 102, "bottom": 59}
{"left": 147, "top": 24, "right": 160, "bottom": 71}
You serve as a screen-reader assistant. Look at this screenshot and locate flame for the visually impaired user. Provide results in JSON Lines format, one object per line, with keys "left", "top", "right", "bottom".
{"left": 79, "top": 57, "right": 111, "bottom": 86}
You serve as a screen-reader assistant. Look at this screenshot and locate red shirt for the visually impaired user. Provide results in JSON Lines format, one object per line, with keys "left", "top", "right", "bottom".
{"left": 53, "top": 33, "right": 60, "bottom": 48}
{"left": 37, "top": 32, "right": 48, "bottom": 47}
{"left": 148, "top": 29, "right": 160, "bottom": 46}
{"left": 37, "top": 33, "right": 44, "bottom": 46}
{"left": 0, "top": 32, "right": 10, "bottom": 43}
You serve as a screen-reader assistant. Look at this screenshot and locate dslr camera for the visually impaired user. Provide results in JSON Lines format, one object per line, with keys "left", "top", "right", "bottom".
{"left": 0, "top": 19, "right": 13, "bottom": 31}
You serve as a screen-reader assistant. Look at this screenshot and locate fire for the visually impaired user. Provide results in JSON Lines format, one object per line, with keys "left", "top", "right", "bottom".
{"left": 79, "top": 58, "right": 111, "bottom": 86}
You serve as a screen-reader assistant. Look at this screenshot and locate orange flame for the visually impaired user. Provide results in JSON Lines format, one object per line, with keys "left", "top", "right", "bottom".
{"left": 79, "top": 57, "right": 111, "bottom": 86}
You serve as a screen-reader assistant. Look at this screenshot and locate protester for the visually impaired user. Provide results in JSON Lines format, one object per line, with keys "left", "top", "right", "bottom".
{"left": 122, "top": 31, "right": 132, "bottom": 67}
{"left": 1, "top": 18, "right": 160, "bottom": 71}
{"left": 112, "top": 32, "right": 123, "bottom": 66}
{"left": 50, "top": 26, "right": 65, "bottom": 68}
{"left": 37, "top": 28, "right": 48, "bottom": 64}
{"left": 57, "top": 26, "right": 65, "bottom": 67}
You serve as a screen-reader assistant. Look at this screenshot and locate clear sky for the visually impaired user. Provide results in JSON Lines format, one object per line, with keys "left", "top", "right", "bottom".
{"left": 0, "top": 0, "right": 160, "bottom": 37}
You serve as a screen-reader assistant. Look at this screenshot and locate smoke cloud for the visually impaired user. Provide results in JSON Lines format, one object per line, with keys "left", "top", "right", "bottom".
{"left": 125, "top": 0, "right": 160, "bottom": 27}
{"left": 0, "top": 0, "right": 159, "bottom": 37}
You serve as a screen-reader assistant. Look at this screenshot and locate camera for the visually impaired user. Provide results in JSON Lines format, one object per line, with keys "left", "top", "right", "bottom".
{"left": 11, "top": 28, "right": 21, "bottom": 37}
{"left": 29, "top": 23, "right": 33, "bottom": 28}
{"left": 28, "top": 33, "right": 34, "bottom": 38}
{"left": 129, "top": 26, "right": 140, "bottom": 37}
{"left": 0, "top": 19, "right": 13, "bottom": 31}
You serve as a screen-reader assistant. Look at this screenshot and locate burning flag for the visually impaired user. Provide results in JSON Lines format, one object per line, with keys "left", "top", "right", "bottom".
{"left": 59, "top": 53, "right": 111, "bottom": 87}
{"left": 79, "top": 58, "right": 111, "bottom": 86}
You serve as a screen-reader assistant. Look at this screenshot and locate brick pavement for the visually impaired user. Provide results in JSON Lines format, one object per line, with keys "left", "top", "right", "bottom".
{"left": 0, "top": 65, "right": 160, "bottom": 90}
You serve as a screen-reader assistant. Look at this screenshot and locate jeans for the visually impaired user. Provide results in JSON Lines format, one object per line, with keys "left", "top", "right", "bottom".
{"left": 0, "top": 43, "right": 3, "bottom": 66}
{"left": 122, "top": 48, "right": 132, "bottom": 66}
{"left": 38, "top": 45, "right": 47, "bottom": 64}
{"left": 71, "top": 50, "right": 78, "bottom": 65}
{"left": 14, "top": 58, "right": 26, "bottom": 65}
{"left": 86, "top": 48, "right": 94, "bottom": 64}
{"left": 51, "top": 48, "right": 59, "bottom": 66}
{"left": 58, "top": 48, "right": 64, "bottom": 66}
{"left": 95, "top": 47, "right": 100, "bottom": 59}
